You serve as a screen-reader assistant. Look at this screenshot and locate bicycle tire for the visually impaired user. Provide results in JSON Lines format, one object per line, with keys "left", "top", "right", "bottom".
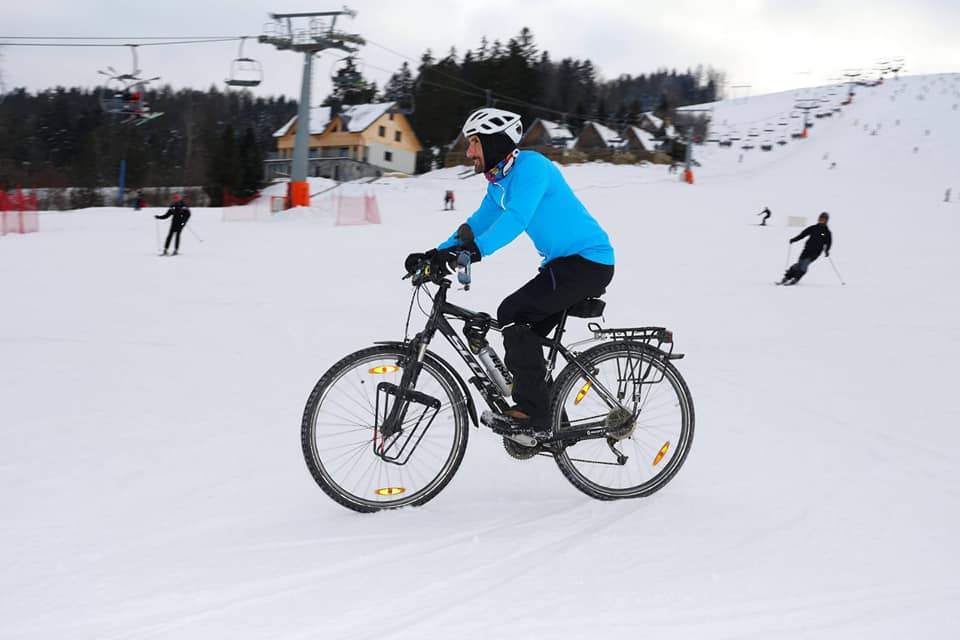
{"left": 551, "top": 341, "right": 694, "bottom": 500}
{"left": 301, "top": 345, "right": 469, "bottom": 512}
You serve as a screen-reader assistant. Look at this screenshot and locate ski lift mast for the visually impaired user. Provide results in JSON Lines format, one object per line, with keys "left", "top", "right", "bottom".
{"left": 676, "top": 107, "right": 712, "bottom": 184}
{"left": 259, "top": 8, "right": 365, "bottom": 207}
{"left": 794, "top": 99, "right": 818, "bottom": 137}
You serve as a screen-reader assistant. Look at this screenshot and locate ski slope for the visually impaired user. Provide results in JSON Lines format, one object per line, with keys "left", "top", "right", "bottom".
{"left": 2, "top": 73, "right": 959, "bottom": 639}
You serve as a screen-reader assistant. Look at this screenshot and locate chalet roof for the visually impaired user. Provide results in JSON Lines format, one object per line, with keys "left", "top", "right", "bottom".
{"left": 586, "top": 121, "right": 624, "bottom": 147}
{"left": 273, "top": 102, "right": 396, "bottom": 137}
{"left": 627, "top": 126, "right": 657, "bottom": 149}
{"left": 537, "top": 119, "right": 574, "bottom": 142}
{"left": 642, "top": 112, "right": 663, "bottom": 129}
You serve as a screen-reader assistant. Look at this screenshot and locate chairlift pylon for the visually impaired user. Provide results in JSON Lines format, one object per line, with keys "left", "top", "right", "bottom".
{"left": 226, "top": 37, "right": 263, "bottom": 88}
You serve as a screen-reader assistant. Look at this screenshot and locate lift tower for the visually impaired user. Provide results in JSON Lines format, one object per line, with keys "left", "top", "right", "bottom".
{"left": 259, "top": 9, "right": 364, "bottom": 207}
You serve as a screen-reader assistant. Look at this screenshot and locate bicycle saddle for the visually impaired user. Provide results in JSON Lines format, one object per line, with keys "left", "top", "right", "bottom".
{"left": 567, "top": 296, "right": 606, "bottom": 318}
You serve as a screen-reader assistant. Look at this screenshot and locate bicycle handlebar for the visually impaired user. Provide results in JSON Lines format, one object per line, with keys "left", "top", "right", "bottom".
{"left": 403, "top": 250, "right": 473, "bottom": 289}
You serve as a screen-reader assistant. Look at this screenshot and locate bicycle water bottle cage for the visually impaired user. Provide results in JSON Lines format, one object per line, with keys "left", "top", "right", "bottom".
{"left": 463, "top": 313, "right": 492, "bottom": 353}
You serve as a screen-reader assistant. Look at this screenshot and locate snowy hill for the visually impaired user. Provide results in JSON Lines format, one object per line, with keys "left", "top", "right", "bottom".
{"left": 2, "top": 73, "right": 959, "bottom": 639}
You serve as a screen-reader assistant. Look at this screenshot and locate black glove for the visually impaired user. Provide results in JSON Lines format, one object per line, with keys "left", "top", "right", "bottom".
{"left": 405, "top": 248, "right": 456, "bottom": 274}
{"left": 430, "top": 248, "right": 459, "bottom": 274}
{"left": 455, "top": 223, "right": 482, "bottom": 262}
{"left": 825, "top": 250, "right": 830, "bottom": 257}
{"left": 404, "top": 250, "right": 431, "bottom": 274}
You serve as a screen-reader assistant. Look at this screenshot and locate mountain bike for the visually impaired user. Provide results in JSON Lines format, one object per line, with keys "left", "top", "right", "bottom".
{"left": 301, "top": 253, "right": 695, "bottom": 513}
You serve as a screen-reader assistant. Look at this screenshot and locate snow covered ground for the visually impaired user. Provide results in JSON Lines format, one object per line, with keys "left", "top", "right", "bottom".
{"left": 2, "top": 73, "right": 960, "bottom": 639}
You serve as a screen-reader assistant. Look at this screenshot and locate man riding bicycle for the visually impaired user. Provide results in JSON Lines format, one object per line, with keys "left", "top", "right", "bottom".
{"left": 405, "top": 108, "right": 614, "bottom": 437}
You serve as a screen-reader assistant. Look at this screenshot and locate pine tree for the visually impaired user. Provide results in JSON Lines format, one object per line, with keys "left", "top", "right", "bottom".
{"left": 326, "top": 58, "right": 378, "bottom": 106}
{"left": 236, "top": 127, "right": 262, "bottom": 198}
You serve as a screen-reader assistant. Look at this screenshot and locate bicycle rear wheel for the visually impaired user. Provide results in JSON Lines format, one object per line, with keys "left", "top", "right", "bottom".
{"left": 551, "top": 341, "right": 694, "bottom": 500}
{"left": 301, "top": 345, "right": 469, "bottom": 512}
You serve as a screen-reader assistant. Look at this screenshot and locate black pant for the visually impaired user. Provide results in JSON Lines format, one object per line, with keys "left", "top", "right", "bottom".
{"left": 164, "top": 223, "right": 183, "bottom": 252}
{"left": 497, "top": 255, "right": 614, "bottom": 424}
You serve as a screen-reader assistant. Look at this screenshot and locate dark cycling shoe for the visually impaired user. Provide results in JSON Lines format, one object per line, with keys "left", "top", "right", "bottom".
{"left": 481, "top": 409, "right": 551, "bottom": 441}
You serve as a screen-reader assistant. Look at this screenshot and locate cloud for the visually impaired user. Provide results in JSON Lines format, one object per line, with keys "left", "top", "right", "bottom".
{"left": 1, "top": 0, "right": 957, "bottom": 100}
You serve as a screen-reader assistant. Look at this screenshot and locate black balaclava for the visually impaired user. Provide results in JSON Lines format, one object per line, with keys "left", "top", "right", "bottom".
{"left": 479, "top": 131, "right": 518, "bottom": 173}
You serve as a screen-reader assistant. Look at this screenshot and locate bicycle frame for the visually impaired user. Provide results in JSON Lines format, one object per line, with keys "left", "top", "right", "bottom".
{"left": 379, "top": 277, "right": 634, "bottom": 443}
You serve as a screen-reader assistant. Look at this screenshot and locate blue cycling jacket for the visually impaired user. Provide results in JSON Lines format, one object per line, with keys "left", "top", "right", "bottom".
{"left": 438, "top": 151, "right": 614, "bottom": 266}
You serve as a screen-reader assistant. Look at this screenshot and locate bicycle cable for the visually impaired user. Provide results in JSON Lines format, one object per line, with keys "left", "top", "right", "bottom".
{"left": 402, "top": 284, "right": 418, "bottom": 342}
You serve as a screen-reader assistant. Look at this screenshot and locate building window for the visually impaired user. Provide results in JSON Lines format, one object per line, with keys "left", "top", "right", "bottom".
{"left": 389, "top": 113, "right": 395, "bottom": 121}
{"left": 394, "top": 131, "right": 402, "bottom": 142}
{"left": 384, "top": 150, "right": 393, "bottom": 162}
{"left": 378, "top": 125, "right": 386, "bottom": 137}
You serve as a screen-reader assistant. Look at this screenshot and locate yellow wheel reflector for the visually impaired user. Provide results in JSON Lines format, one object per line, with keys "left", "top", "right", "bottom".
{"left": 574, "top": 381, "right": 592, "bottom": 405}
{"left": 653, "top": 442, "right": 670, "bottom": 466}
{"left": 375, "top": 487, "right": 406, "bottom": 496}
{"left": 368, "top": 365, "right": 400, "bottom": 374}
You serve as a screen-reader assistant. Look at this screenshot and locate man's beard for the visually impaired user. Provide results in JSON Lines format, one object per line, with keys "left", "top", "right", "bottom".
{"left": 473, "top": 157, "right": 483, "bottom": 173}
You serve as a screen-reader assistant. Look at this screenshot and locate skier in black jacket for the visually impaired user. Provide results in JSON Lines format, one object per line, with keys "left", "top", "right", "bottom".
{"left": 779, "top": 212, "right": 832, "bottom": 285}
{"left": 155, "top": 195, "right": 191, "bottom": 256}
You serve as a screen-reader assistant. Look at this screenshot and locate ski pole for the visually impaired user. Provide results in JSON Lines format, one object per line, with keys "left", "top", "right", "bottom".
{"left": 154, "top": 218, "right": 162, "bottom": 253}
{"left": 828, "top": 256, "right": 846, "bottom": 285}
{"left": 185, "top": 224, "right": 204, "bottom": 243}
{"left": 784, "top": 243, "right": 792, "bottom": 269}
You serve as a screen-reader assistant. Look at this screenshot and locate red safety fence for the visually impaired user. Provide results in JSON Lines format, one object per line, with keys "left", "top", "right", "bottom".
{"left": 0, "top": 187, "right": 39, "bottom": 236}
{"left": 223, "top": 189, "right": 260, "bottom": 207}
{"left": 335, "top": 193, "right": 382, "bottom": 226}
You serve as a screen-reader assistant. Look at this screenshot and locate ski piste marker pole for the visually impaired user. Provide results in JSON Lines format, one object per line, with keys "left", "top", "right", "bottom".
{"left": 828, "top": 256, "right": 846, "bottom": 285}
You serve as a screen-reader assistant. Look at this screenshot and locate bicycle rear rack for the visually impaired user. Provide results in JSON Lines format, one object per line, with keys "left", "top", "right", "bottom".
{"left": 585, "top": 322, "right": 684, "bottom": 386}
{"left": 587, "top": 323, "right": 683, "bottom": 358}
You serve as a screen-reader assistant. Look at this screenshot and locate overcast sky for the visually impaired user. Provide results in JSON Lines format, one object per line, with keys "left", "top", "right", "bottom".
{"left": 3, "top": 0, "right": 959, "bottom": 106}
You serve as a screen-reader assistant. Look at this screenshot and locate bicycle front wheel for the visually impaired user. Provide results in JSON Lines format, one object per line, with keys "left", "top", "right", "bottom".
{"left": 301, "top": 345, "right": 469, "bottom": 512}
{"left": 551, "top": 341, "right": 694, "bottom": 500}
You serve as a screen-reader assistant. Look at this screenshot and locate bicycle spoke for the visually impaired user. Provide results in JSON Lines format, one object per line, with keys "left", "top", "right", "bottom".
{"left": 302, "top": 347, "right": 468, "bottom": 511}
{"left": 552, "top": 342, "right": 693, "bottom": 499}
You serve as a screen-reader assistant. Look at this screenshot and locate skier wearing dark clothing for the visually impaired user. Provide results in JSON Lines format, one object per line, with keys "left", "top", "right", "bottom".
{"left": 758, "top": 207, "right": 771, "bottom": 225}
{"left": 779, "top": 212, "right": 832, "bottom": 285}
{"left": 155, "top": 195, "right": 191, "bottom": 256}
{"left": 404, "top": 108, "right": 614, "bottom": 437}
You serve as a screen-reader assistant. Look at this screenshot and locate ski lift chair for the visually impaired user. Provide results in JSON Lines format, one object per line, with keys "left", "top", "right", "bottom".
{"left": 226, "top": 38, "right": 263, "bottom": 88}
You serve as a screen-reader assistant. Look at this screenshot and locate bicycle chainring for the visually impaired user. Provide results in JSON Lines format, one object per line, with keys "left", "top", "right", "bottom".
{"left": 502, "top": 437, "right": 540, "bottom": 460}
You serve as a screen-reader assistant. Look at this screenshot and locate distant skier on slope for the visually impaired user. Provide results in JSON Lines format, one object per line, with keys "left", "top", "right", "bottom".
{"left": 779, "top": 212, "right": 832, "bottom": 285}
{"left": 758, "top": 207, "right": 771, "bottom": 225}
{"left": 155, "top": 194, "right": 191, "bottom": 256}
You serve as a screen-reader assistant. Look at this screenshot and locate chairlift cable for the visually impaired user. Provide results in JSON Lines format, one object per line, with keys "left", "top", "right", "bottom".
{"left": 0, "top": 37, "right": 247, "bottom": 47}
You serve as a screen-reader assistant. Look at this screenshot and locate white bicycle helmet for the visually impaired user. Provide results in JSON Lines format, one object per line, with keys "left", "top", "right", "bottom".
{"left": 462, "top": 108, "right": 523, "bottom": 144}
